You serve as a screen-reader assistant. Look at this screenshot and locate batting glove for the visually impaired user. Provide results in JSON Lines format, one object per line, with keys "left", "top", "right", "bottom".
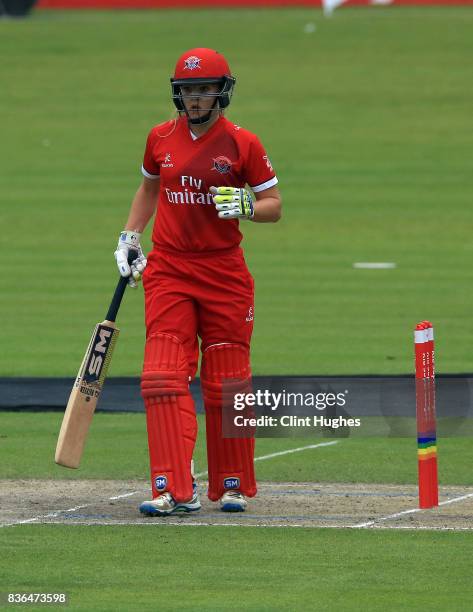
{"left": 114, "top": 230, "right": 147, "bottom": 288}
{"left": 210, "top": 186, "right": 254, "bottom": 220}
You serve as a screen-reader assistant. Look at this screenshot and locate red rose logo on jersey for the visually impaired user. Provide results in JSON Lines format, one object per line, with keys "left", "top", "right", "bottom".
{"left": 184, "top": 56, "right": 201, "bottom": 71}
{"left": 212, "top": 156, "right": 233, "bottom": 174}
{"left": 263, "top": 155, "right": 273, "bottom": 171}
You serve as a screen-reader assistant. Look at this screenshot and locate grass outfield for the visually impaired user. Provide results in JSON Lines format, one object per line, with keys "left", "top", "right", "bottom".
{"left": 2, "top": 526, "right": 473, "bottom": 611}
{"left": 1, "top": 412, "right": 472, "bottom": 485}
{"left": 1, "top": 7, "right": 473, "bottom": 376}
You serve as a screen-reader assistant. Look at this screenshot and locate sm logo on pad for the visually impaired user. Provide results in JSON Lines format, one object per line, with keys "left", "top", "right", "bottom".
{"left": 223, "top": 477, "right": 240, "bottom": 490}
{"left": 155, "top": 475, "right": 167, "bottom": 491}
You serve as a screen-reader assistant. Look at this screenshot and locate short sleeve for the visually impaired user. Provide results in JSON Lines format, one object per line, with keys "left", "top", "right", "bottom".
{"left": 141, "top": 128, "right": 160, "bottom": 179}
{"left": 245, "top": 135, "right": 278, "bottom": 193}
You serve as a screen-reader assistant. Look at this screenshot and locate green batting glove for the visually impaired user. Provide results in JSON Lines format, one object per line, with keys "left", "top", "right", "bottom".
{"left": 210, "top": 186, "right": 255, "bottom": 220}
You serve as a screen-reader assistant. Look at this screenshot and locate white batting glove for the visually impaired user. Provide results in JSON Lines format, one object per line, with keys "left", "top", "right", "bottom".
{"left": 210, "top": 186, "right": 255, "bottom": 220}
{"left": 114, "top": 230, "right": 147, "bottom": 288}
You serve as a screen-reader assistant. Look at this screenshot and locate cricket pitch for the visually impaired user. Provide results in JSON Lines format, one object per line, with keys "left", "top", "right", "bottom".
{"left": 2, "top": 480, "right": 473, "bottom": 531}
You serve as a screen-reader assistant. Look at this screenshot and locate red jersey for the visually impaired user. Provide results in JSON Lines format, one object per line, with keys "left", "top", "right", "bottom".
{"left": 142, "top": 115, "right": 278, "bottom": 253}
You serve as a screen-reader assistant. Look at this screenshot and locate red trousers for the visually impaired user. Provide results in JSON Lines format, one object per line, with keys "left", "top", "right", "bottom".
{"left": 143, "top": 246, "right": 254, "bottom": 367}
{"left": 141, "top": 245, "right": 256, "bottom": 501}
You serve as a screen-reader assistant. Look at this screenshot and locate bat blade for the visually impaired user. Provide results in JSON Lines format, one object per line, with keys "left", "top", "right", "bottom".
{"left": 55, "top": 321, "right": 119, "bottom": 468}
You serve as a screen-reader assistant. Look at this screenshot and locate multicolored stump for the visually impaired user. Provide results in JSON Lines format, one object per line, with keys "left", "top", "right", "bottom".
{"left": 414, "top": 321, "right": 438, "bottom": 509}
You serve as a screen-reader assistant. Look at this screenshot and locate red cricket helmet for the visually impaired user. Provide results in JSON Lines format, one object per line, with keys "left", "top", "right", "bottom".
{"left": 170, "top": 48, "right": 236, "bottom": 113}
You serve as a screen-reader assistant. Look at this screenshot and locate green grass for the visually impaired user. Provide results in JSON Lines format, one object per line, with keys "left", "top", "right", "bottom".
{"left": 1, "top": 526, "right": 473, "bottom": 611}
{"left": 1, "top": 412, "right": 472, "bottom": 485}
{"left": 1, "top": 8, "right": 473, "bottom": 375}
{"left": 2, "top": 9, "right": 473, "bottom": 611}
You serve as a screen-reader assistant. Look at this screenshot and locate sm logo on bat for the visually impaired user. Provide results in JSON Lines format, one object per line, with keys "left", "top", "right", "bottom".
{"left": 83, "top": 325, "right": 115, "bottom": 384}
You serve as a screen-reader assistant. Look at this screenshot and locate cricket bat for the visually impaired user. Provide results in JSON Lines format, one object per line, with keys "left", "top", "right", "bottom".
{"left": 55, "top": 251, "right": 138, "bottom": 468}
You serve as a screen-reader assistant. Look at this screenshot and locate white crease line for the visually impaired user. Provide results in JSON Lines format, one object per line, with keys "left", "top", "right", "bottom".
{"left": 30, "top": 520, "right": 353, "bottom": 529}
{"left": 254, "top": 441, "right": 339, "bottom": 462}
{"left": 370, "top": 525, "right": 473, "bottom": 531}
{"left": 353, "top": 507, "right": 421, "bottom": 528}
{"left": 109, "top": 492, "right": 142, "bottom": 501}
{"left": 12, "top": 504, "right": 91, "bottom": 526}
{"left": 353, "top": 491, "right": 473, "bottom": 528}
{"left": 192, "top": 441, "right": 339, "bottom": 480}
{"left": 33, "top": 520, "right": 473, "bottom": 532}
{"left": 1, "top": 442, "right": 339, "bottom": 528}
{"left": 40, "top": 520, "right": 320, "bottom": 528}
{"left": 438, "top": 492, "right": 473, "bottom": 506}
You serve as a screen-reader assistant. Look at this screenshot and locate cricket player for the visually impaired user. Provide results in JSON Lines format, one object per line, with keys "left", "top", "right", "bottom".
{"left": 115, "top": 48, "right": 281, "bottom": 516}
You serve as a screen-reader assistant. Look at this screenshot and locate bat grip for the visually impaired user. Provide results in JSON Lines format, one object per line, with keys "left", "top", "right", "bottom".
{"left": 105, "top": 249, "right": 139, "bottom": 323}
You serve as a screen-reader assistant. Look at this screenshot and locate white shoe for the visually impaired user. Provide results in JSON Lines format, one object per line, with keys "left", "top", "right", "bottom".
{"left": 139, "top": 489, "right": 201, "bottom": 517}
{"left": 219, "top": 491, "right": 247, "bottom": 512}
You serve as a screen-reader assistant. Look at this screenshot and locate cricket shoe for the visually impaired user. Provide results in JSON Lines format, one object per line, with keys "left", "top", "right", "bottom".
{"left": 139, "top": 487, "right": 201, "bottom": 517}
{"left": 219, "top": 491, "right": 247, "bottom": 512}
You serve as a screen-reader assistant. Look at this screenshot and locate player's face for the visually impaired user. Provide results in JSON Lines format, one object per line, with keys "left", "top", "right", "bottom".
{"left": 180, "top": 83, "right": 220, "bottom": 120}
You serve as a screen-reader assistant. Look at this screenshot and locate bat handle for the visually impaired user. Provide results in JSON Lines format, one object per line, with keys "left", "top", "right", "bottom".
{"left": 105, "top": 249, "right": 139, "bottom": 323}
